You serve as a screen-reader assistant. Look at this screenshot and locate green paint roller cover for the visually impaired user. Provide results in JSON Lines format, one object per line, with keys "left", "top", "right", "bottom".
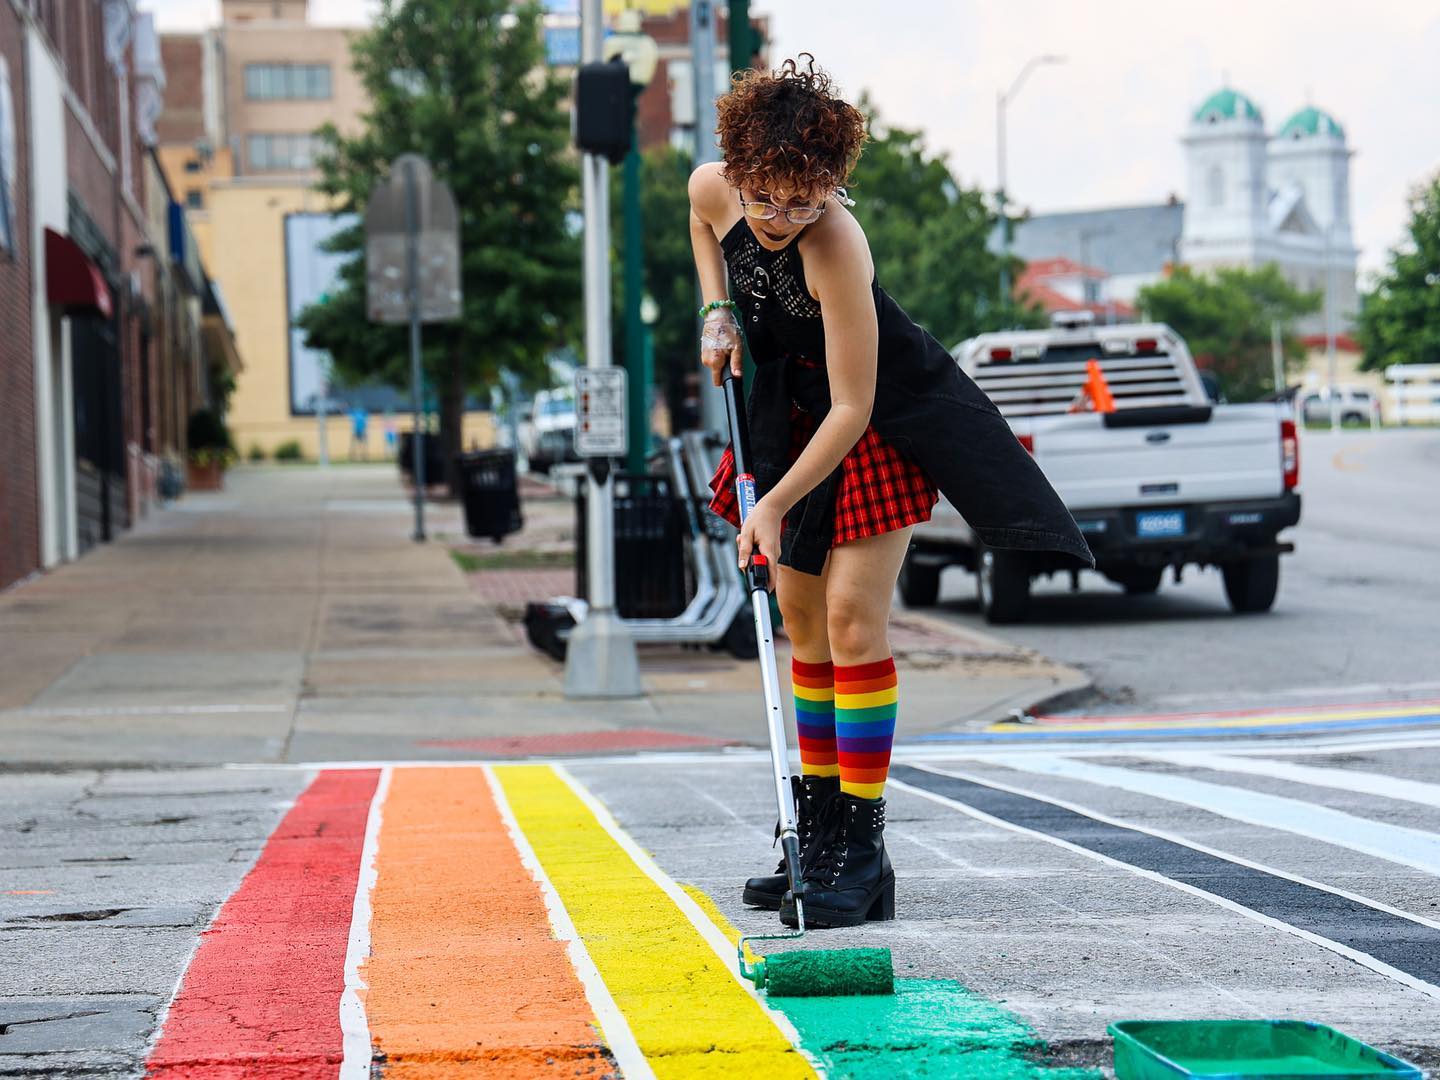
{"left": 760, "top": 948, "right": 894, "bottom": 997}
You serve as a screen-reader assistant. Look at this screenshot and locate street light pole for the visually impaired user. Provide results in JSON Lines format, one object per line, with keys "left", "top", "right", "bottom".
{"left": 996, "top": 54, "right": 1064, "bottom": 317}
{"left": 565, "top": 0, "right": 642, "bottom": 698}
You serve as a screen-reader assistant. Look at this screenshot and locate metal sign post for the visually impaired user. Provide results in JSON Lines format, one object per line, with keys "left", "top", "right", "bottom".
{"left": 566, "top": 0, "right": 642, "bottom": 699}
{"left": 365, "top": 153, "right": 462, "bottom": 542}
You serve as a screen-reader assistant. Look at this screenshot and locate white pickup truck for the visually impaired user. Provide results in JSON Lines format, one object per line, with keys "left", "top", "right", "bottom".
{"left": 901, "top": 313, "right": 1301, "bottom": 623}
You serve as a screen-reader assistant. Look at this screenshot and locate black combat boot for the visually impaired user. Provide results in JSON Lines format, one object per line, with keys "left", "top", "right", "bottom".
{"left": 779, "top": 793, "right": 894, "bottom": 929}
{"left": 742, "top": 774, "right": 841, "bottom": 910}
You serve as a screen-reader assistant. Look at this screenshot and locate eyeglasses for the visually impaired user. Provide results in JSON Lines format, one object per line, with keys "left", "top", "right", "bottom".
{"left": 740, "top": 198, "right": 828, "bottom": 225}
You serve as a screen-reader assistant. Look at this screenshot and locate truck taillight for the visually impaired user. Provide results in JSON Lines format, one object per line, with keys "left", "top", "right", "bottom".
{"left": 1017, "top": 433, "right": 1035, "bottom": 455}
{"left": 990, "top": 347, "right": 1013, "bottom": 361}
{"left": 1281, "top": 419, "right": 1299, "bottom": 489}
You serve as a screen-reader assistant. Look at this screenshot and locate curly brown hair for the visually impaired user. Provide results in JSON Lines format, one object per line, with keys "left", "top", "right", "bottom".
{"left": 716, "top": 55, "right": 867, "bottom": 197}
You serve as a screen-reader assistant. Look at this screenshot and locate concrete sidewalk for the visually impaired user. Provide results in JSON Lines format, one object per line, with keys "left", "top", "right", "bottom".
{"left": 0, "top": 464, "right": 1088, "bottom": 767}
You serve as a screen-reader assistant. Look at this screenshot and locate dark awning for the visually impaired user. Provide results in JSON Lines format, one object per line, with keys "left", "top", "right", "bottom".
{"left": 45, "top": 227, "right": 113, "bottom": 319}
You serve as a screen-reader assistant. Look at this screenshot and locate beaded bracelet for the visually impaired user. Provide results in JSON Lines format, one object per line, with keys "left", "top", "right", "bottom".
{"left": 698, "top": 299, "right": 737, "bottom": 319}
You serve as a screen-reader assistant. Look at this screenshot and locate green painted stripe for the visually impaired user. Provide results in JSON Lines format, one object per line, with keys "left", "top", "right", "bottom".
{"left": 774, "top": 978, "right": 1104, "bottom": 1079}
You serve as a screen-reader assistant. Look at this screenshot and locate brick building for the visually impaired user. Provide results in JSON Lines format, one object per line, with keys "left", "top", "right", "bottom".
{"left": 0, "top": 0, "right": 38, "bottom": 589}
{"left": 1, "top": 0, "right": 225, "bottom": 592}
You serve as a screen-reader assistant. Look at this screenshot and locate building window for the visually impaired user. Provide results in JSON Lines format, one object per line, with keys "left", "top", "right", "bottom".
{"left": 244, "top": 64, "right": 332, "bottom": 100}
{"left": 1206, "top": 165, "right": 1224, "bottom": 208}
{"left": 248, "top": 133, "right": 321, "bottom": 172}
{"left": 184, "top": 158, "right": 202, "bottom": 173}
{"left": 186, "top": 189, "right": 205, "bottom": 209}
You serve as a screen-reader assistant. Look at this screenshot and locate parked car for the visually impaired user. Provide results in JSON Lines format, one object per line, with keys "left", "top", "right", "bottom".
{"left": 519, "top": 387, "right": 578, "bottom": 472}
{"left": 902, "top": 312, "right": 1302, "bottom": 622}
{"left": 1299, "top": 385, "right": 1381, "bottom": 426}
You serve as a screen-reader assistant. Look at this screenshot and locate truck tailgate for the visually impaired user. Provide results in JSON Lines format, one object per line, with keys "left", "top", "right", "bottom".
{"left": 1032, "top": 404, "right": 1284, "bottom": 509}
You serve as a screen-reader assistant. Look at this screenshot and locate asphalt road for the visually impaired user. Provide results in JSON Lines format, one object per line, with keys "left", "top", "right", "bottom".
{"left": 6, "top": 733, "right": 1440, "bottom": 1075}
{"left": 923, "top": 428, "right": 1440, "bottom": 714}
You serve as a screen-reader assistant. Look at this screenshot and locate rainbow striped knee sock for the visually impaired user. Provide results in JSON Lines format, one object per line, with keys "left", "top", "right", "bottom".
{"left": 792, "top": 658, "right": 838, "bottom": 778}
{"left": 834, "top": 657, "right": 897, "bottom": 800}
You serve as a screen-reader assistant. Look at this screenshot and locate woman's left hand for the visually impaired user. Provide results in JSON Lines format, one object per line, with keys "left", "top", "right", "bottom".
{"left": 736, "top": 497, "right": 782, "bottom": 590}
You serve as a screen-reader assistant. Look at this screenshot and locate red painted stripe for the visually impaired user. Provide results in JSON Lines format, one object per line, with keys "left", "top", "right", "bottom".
{"left": 418, "top": 729, "right": 738, "bottom": 753}
{"left": 146, "top": 769, "right": 380, "bottom": 1078}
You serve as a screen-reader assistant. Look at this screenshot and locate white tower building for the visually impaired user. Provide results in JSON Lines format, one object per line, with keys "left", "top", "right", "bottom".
{"left": 1179, "top": 88, "right": 1270, "bottom": 269}
{"left": 1179, "top": 88, "right": 1358, "bottom": 332}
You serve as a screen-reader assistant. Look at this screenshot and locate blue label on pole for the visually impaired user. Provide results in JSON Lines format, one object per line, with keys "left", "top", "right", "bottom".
{"left": 736, "top": 473, "right": 757, "bottom": 522}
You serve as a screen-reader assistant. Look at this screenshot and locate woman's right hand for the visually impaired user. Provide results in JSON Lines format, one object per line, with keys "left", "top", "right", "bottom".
{"left": 700, "top": 308, "right": 743, "bottom": 386}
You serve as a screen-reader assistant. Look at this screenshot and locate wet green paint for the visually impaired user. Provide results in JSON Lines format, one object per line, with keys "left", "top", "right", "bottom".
{"left": 773, "top": 978, "right": 1103, "bottom": 1080}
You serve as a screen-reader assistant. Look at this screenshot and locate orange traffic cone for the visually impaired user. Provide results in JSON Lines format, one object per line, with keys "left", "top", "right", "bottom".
{"left": 1069, "top": 359, "right": 1117, "bottom": 414}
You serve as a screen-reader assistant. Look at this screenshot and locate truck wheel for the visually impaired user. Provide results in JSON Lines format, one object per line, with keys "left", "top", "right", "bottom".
{"left": 976, "top": 547, "right": 1031, "bottom": 624}
{"left": 1118, "top": 568, "right": 1164, "bottom": 595}
{"left": 898, "top": 554, "right": 941, "bottom": 608}
{"left": 1222, "top": 554, "right": 1280, "bottom": 614}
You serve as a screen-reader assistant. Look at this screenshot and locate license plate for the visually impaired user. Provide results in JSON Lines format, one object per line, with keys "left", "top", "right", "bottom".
{"left": 1136, "top": 510, "right": 1186, "bottom": 538}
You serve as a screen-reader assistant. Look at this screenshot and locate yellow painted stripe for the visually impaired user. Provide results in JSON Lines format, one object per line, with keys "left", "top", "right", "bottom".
{"left": 492, "top": 765, "right": 816, "bottom": 1080}
{"left": 835, "top": 688, "right": 899, "bottom": 709}
{"left": 987, "top": 703, "right": 1439, "bottom": 734}
{"left": 792, "top": 684, "right": 834, "bottom": 703}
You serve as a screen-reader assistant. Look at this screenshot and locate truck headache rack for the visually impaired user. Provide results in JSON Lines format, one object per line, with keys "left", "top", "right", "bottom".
{"left": 964, "top": 330, "right": 1210, "bottom": 419}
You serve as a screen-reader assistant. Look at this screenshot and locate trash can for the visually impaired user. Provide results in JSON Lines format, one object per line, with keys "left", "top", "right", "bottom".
{"left": 456, "top": 450, "right": 523, "bottom": 543}
{"left": 397, "top": 432, "right": 447, "bottom": 486}
{"left": 576, "top": 473, "right": 690, "bottom": 619}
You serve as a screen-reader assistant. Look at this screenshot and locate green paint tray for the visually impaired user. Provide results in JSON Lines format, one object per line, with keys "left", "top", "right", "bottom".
{"left": 1108, "top": 1020, "right": 1423, "bottom": 1080}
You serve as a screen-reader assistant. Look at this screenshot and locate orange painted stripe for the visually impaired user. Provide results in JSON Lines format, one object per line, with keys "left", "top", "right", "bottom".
{"left": 362, "top": 767, "right": 611, "bottom": 1077}
{"left": 834, "top": 675, "right": 899, "bottom": 695}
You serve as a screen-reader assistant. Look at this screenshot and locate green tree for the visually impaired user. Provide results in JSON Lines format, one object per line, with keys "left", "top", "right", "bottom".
{"left": 848, "top": 102, "right": 1043, "bottom": 347}
{"left": 298, "top": 0, "right": 578, "bottom": 489}
{"left": 1137, "top": 264, "right": 1320, "bottom": 402}
{"left": 1359, "top": 174, "right": 1440, "bottom": 371}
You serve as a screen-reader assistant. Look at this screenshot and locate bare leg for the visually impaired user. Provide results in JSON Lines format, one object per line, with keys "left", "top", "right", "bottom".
{"left": 824, "top": 527, "right": 913, "bottom": 667}
{"left": 776, "top": 560, "right": 830, "bottom": 664}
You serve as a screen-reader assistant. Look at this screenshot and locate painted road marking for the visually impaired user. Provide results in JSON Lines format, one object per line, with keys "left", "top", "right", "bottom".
{"left": 890, "top": 765, "right": 1440, "bottom": 1001}
{"left": 146, "top": 768, "right": 380, "bottom": 1077}
{"left": 1141, "top": 750, "right": 1440, "bottom": 810}
{"left": 491, "top": 764, "right": 817, "bottom": 1079}
{"left": 989, "top": 753, "right": 1440, "bottom": 877}
{"left": 957, "top": 700, "right": 1440, "bottom": 740}
{"left": 361, "top": 766, "right": 612, "bottom": 1076}
{"left": 484, "top": 765, "right": 652, "bottom": 1080}
{"left": 340, "top": 766, "right": 390, "bottom": 1079}
{"left": 684, "top": 885, "right": 1105, "bottom": 1080}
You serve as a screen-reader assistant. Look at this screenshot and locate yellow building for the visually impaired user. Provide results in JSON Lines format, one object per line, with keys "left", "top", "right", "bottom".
{"left": 157, "top": 0, "right": 493, "bottom": 461}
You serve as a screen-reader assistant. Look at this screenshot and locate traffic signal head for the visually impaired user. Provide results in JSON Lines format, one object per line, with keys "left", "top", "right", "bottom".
{"left": 574, "top": 61, "right": 636, "bottom": 165}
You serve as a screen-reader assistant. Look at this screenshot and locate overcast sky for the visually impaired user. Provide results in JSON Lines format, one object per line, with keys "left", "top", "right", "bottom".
{"left": 146, "top": 0, "right": 1440, "bottom": 278}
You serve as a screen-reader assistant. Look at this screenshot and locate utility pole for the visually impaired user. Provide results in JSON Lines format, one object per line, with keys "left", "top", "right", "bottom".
{"left": 1325, "top": 224, "right": 1339, "bottom": 432}
{"left": 1271, "top": 319, "right": 1285, "bottom": 399}
{"left": 565, "top": 0, "right": 642, "bottom": 698}
{"left": 691, "top": 0, "right": 728, "bottom": 438}
{"left": 996, "top": 55, "right": 1064, "bottom": 319}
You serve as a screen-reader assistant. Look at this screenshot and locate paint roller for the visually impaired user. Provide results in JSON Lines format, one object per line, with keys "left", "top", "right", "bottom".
{"left": 720, "top": 370, "right": 895, "bottom": 999}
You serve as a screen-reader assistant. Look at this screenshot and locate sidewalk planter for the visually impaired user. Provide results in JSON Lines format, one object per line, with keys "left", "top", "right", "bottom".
{"left": 456, "top": 450, "right": 523, "bottom": 543}
{"left": 186, "top": 459, "right": 225, "bottom": 492}
{"left": 1109, "top": 1020, "right": 1422, "bottom": 1080}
